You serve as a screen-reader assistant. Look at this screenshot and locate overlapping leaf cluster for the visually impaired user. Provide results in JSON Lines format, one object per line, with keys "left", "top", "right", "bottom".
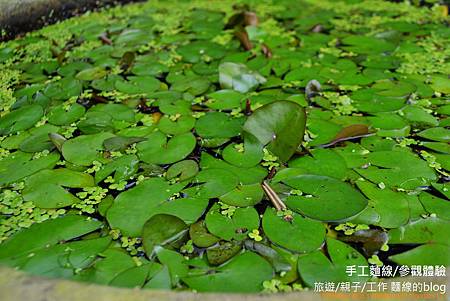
{"left": 0, "top": 0, "right": 449, "bottom": 293}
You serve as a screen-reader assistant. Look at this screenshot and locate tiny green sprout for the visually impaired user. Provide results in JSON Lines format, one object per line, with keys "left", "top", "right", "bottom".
{"left": 140, "top": 115, "right": 154, "bottom": 126}
{"left": 169, "top": 113, "right": 181, "bottom": 121}
{"left": 234, "top": 143, "right": 245, "bottom": 153}
{"left": 335, "top": 222, "right": 369, "bottom": 235}
{"left": 181, "top": 240, "right": 195, "bottom": 254}
{"left": 219, "top": 202, "right": 236, "bottom": 218}
{"left": 380, "top": 243, "right": 389, "bottom": 252}
{"left": 277, "top": 209, "right": 293, "bottom": 222}
{"left": 368, "top": 255, "right": 383, "bottom": 267}
{"left": 109, "top": 181, "right": 127, "bottom": 191}
{"left": 248, "top": 229, "right": 263, "bottom": 241}
{"left": 230, "top": 108, "right": 243, "bottom": 117}
{"left": 262, "top": 148, "right": 279, "bottom": 169}
{"left": 192, "top": 112, "right": 206, "bottom": 119}
{"left": 86, "top": 161, "right": 102, "bottom": 173}
{"left": 109, "top": 229, "right": 120, "bottom": 240}
{"left": 289, "top": 189, "right": 303, "bottom": 196}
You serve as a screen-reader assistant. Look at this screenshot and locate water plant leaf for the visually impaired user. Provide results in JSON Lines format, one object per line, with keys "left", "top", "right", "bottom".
{"left": 142, "top": 214, "right": 188, "bottom": 257}
{"left": 23, "top": 168, "right": 94, "bottom": 208}
{"left": 0, "top": 215, "right": 102, "bottom": 260}
{"left": 106, "top": 178, "right": 184, "bottom": 236}
{"left": 297, "top": 238, "right": 368, "bottom": 287}
{"left": 219, "top": 62, "right": 266, "bottom": 93}
{"left": 183, "top": 252, "right": 273, "bottom": 292}
{"left": 282, "top": 175, "right": 368, "bottom": 222}
{"left": 137, "top": 131, "right": 196, "bottom": 165}
{"left": 62, "top": 132, "right": 115, "bottom": 166}
{"left": 205, "top": 204, "right": 259, "bottom": 241}
{"left": 243, "top": 101, "right": 306, "bottom": 162}
{"left": 262, "top": 208, "right": 325, "bottom": 253}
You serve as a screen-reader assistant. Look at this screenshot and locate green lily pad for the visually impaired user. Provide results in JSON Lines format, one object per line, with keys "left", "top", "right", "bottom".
{"left": 183, "top": 252, "right": 273, "bottom": 292}
{"left": 195, "top": 112, "right": 244, "bottom": 139}
{"left": 419, "top": 192, "right": 450, "bottom": 220}
{"left": 62, "top": 132, "right": 115, "bottom": 166}
{"left": 219, "top": 62, "right": 266, "bottom": 93}
{"left": 95, "top": 154, "right": 139, "bottom": 183}
{"left": 165, "top": 160, "right": 199, "bottom": 182}
{"left": 158, "top": 115, "right": 196, "bottom": 135}
{"left": 222, "top": 136, "right": 263, "bottom": 168}
{"left": 356, "top": 150, "right": 437, "bottom": 190}
{"left": 189, "top": 221, "right": 220, "bottom": 248}
{"left": 21, "top": 236, "right": 111, "bottom": 278}
{"left": 205, "top": 204, "right": 259, "bottom": 241}
{"left": 243, "top": 101, "right": 306, "bottom": 162}
{"left": 297, "top": 238, "right": 368, "bottom": 287}
{"left": 0, "top": 215, "right": 102, "bottom": 261}
{"left": 137, "top": 131, "right": 196, "bottom": 165}
{"left": 106, "top": 178, "right": 184, "bottom": 236}
{"left": 262, "top": 208, "right": 325, "bottom": 253}
{"left": 0, "top": 151, "right": 59, "bottom": 186}
{"left": 23, "top": 168, "right": 94, "bottom": 208}
{"left": 219, "top": 183, "right": 264, "bottom": 207}
{"left": 47, "top": 103, "right": 85, "bottom": 125}
{"left": 417, "top": 127, "right": 450, "bottom": 142}
{"left": 388, "top": 216, "right": 450, "bottom": 245}
{"left": 142, "top": 214, "right": 188, "bottom": 256}
{"left": 184, "top": 168, "right": 239, "bottom": 198}
{"left": 389, "top": 244, "right": 450, "bottom": 266}
{"left": 282, "top": 175, "right": 368, "bottom": 222}
{"left": 288, "top": 149, "right": 348, "bottom": 180}
{"left": 0, "top": 105, "right": 43, "bottom": 135}
{"left": 206, "top": 240, "right": 242, "bottom": 266}
{"left": 74, "top": 248, "right": 136, "bottom": 285}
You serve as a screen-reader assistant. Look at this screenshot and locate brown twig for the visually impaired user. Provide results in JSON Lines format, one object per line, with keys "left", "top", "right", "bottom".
{"left": 262, "top": 181, "right": 286, "bottom": 211}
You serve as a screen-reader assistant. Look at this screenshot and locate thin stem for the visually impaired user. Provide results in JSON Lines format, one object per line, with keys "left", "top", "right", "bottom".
{"left": 262, "top": 181, "right": 287, "bottom": 211}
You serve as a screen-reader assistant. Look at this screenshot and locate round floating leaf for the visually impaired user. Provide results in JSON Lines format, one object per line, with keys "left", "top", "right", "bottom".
{"left": 417, "top": 127, "right": 450, "bottom": 142}
{"left": 158, "top": 115, "right": 196, "bottom": 135}
{"left": 47, "top": 103, "right": 85, "bottom": 125}
{"left": 356, "top": 150, "right": 437, "bottom": 190}
{"left": 355, "top": 180, "right": 409, "bottom": 228}
{"left": 195, "top": 112, "right": 244, "bottom": 138}
{"left": 262, "top": 208, "right": 325, "bottom": 253}
{"left": 184, "top": 168, "right": 239, "bottom": 198}
{"left": 205, "top": 204, "right": 259, "bottom": 241}
{"left": 419, "top": 192, "right": 450, "bottom": 220}
{"left": 177, "top": 41, "right": 226, "bottom": 63}
{"left": 106, "top": 178, "right": 184, "bottom": 236}
{"left": 288, "top": 149, "right": 348, "bottom": 180}
{"left": 219, "top": 62, "right": 266, "bottom": 93}
{"left": 206, "top": 89, "right": 244, "bottom": 110}
{"left": 183, "top": 252, "right": 273, "bottom": 292}
{"left": 23, "top": 168, "right": 94, "bottom": 208}
{"left": 0, "top": 215, "right": 102, "bottom": 260}
{"left": 219, "top": 183, "right": 264, "bottom": 207}
{"left": 137, "top": 131, "right": 196, "bottom": 165}
{"left": 0, "top": 151, "right": 60, "bottom": 186}
{"left": 222, "top": 135, "right": 263, "bottom": 168}
{"left": 388, "top": 216, "right": 450, "bottom": 245}
{"left": 62, "top": 132, "right": 115, "bottom": 166}
{"left": 297, "top": 238, "right": 368, "bottom": 287}
{"left": 189, "top": 221, "right": 220, "bottom": 248}
{"left": 282, "top": 175, "right": 368, "bottom": 222}
{"left": 142, "top": 214, "right": 188, "bottom": 256}
{"left": 206, "top": 240, "right": 242, "bottom": 266}
{"left": 165, "top": 160, "right": 199, "bottom": 182}
{"left": 0, "top": 105, "right": 43, "bottom": 135}
{"left": 389, "top": 244, "right": 450, "bottom": 266}
{"left": 243, "top": 101, "right": 306, "bottom": 162}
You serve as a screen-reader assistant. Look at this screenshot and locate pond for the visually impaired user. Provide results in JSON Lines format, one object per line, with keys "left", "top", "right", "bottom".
{"left": 0, "top": 0, "right": 449, "bottom": 294}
